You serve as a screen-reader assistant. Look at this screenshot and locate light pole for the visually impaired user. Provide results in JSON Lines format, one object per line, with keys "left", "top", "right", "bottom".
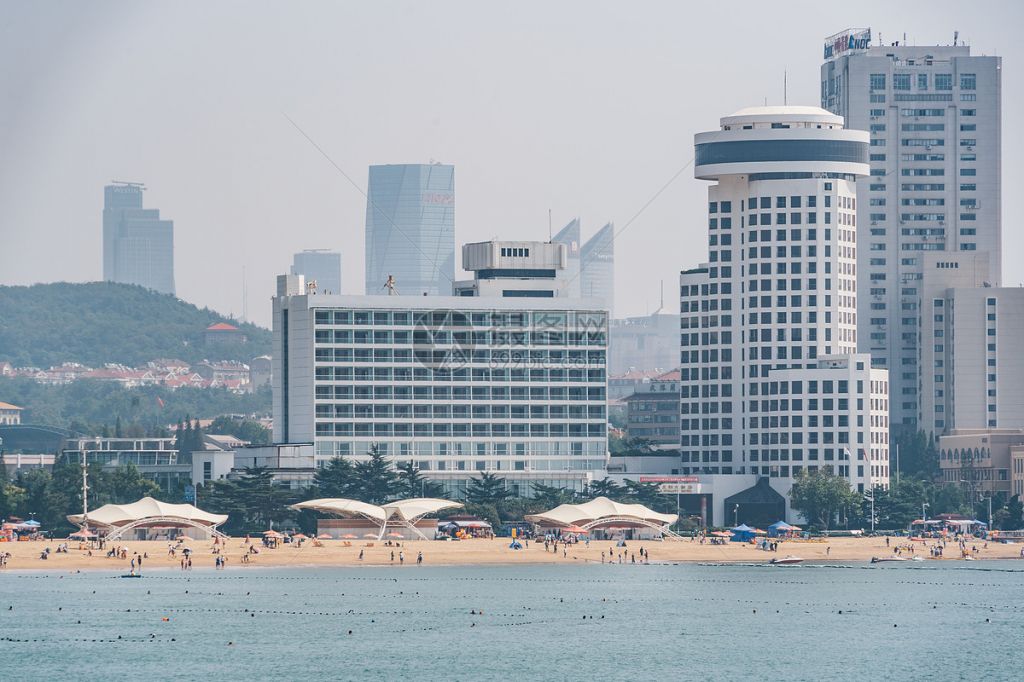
{"left": 733, "top": 504, "right": 740, "bottom": 527}
{"left": 922, "top": 502, "right": 929, "bottom": 523}
{"left": 864, "top": 489, "right": 876, "bottom": 533}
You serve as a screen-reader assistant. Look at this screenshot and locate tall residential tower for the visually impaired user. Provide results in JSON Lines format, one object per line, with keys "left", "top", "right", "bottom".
{"left": 364, "top": 163, "right": 455, "bottom": 297}
{"left": 821, "top": 29, "right": 1001, "bottom": 429}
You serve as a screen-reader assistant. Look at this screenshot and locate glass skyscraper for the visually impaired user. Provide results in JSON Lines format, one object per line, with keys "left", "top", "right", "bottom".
{"left": 551, "top": 218, "right": 581, "bottom": 298}
{"left": 102, "top": 182, "right": 175, "bottom": 295}
{"left": 580, "top": 222, "right": 614, "bottom": 317}
{"left": 364, "top": 163, "right": 455, "bottom": 296}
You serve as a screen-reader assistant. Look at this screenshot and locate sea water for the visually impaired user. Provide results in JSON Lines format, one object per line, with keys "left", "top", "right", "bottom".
{"left": 2, "top": 562, "right": 1022, "bottom": 681}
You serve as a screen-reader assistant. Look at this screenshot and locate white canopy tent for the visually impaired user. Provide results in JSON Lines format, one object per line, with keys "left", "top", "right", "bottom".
{"left": 67, "top": 497, "right": 228, "bottom": 540}
{"left": 290, "top": 497, "right": 463, "bottom": 540}
{"left": 525, "top": 497, "right": 679, "bottom": 538}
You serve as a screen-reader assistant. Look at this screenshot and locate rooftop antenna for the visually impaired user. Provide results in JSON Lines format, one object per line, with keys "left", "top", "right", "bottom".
{"left": 80, "top": 450, "right": 90, "bottom": 540}
{"left": 381, "top": 275, "right": 399, "bottom": 296}
{"left": 784, "top": 70, "right": 787, "bottom": 106}
{"left": 548, "top": 209, "right": 552, "bottom": 241}
{"left": 954, "top": 30, "right": 959, "bottom": 47}
{"left": 241, "top": 266, "right": 248, "bottom": 322}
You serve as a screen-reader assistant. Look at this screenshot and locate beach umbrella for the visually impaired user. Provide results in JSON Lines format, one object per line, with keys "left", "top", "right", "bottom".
{"left": 292, "top": 534, "right": 308, "bottom": 540}
{"left": 342, "top": 534, "right": 358, "bottom": 539}
{"left": 69, "top": 529, "right": 97, "bottom": 538}
{"left": 362, "top": 533, "right": 377, "bottom": 538}
{"left": 386, "top": 532, "right": 404, "bottom": 538}
{"left": 317, "top": 533, "right": 333, "bottom": 539}
{"left": 23, "top": 520, "right": 41, "bottom": 527}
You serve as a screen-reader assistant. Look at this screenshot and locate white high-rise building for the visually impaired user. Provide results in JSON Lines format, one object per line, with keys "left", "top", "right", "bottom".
{"left": 919, "top": 251, "right": 1024, "bottom": 433}
{"left": 680, "top": 105, "right": 890, "bottom": 495}
{"left": 821, "top": 29, "right": 1002, "bottom": 429}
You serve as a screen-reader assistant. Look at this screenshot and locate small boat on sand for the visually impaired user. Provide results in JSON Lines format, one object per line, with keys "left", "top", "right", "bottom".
{"left": 871, "top": 556, "right": 909, "bottom": 563}
{"left": 769, "top": 556, "right": 804, "bottom": 565}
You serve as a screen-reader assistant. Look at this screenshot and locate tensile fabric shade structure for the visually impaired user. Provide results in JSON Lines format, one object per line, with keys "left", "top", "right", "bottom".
{"left": 525, "top": 497, "right": 678, "bottom": 534}
{"left": 67, "top": 497, "right": 228, "bottom": 540}
{"left": 290, "top": 498, "right": 463, "bottom": 540}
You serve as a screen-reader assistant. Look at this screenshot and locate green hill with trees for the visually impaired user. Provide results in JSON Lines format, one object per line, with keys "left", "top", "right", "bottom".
{"left": 0, "top": 281, "right": 270, "bottom": 367}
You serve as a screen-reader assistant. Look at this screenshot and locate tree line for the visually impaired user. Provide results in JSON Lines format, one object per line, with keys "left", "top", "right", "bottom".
{"left": 789, "top": 428, "right": 1023, "bottom": 530}
{"left": 0, "top": 376, "right": 271, "bottom": 434}
{"left": 195, "top": 445, "right": 686, "bottom": 536}
{"left": 0, "top": 281, "right": 270, "bottom": 368}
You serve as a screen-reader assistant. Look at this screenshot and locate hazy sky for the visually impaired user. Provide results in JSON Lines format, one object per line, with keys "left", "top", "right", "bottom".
{"left": 1, "top": 1, "right": 1020, "bottom": 328}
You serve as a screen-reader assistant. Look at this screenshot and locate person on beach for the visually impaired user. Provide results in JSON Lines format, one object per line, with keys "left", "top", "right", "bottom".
{"left": 359, "top": 550, "right": 364, "bottom": 561}
{"left": 417, "top": 551, "right": 423, "bottom": 565}
{"left": 399, "top": 551, "right": 404, "bottom": 565}
{"left": 391, "top": 551, "right": 395, "bottom": 562}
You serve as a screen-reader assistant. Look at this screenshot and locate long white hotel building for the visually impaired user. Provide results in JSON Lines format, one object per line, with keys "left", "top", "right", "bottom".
{"left": 679, "top": 105, "right": 890, "bottom": 494}
{"left": 272, "top": 256, "right": 610, "bottom": 498}
{"left": 821, "top": 29, "right": 1001, "bottom": 430}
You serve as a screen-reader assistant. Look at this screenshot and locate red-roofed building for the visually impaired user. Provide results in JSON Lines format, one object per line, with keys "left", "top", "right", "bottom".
{"left": 0, "top": 401, "right": 24, "bottom": 425}
{"left": 608, "top": 368, "right": 666, "bottom": 400}
{"left": 204, "top": 322, "right": 247, "bottom": 346}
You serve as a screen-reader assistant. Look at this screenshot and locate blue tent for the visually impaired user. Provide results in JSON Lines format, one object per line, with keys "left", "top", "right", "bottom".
{"left": 767, "top": 521, "right": 794, "bottom": 537}
{"left": 730, "top": 524, "right": 756, "bottom": 542}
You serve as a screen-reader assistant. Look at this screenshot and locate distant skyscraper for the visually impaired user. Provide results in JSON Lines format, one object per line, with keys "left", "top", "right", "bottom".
{"left": 364, "top": 163, "right": 455, "bottom": 296}
{"left": 580, "top": 222, "right": 614, "bottom": 316}
{"left": 551, "top": 218, "right": 581, "bottom": 298}
{"left": 102, "top": 182, "right": 175, "bottom": 295}
{"left": 821, "top": 29, "right": 1001, "bottom": 428}
{"left": 291, "top": 249, "right": 342, "bottom": 294}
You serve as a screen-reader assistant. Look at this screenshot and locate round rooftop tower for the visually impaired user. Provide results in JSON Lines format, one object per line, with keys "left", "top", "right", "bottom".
{"left": 694, "top": 105, "right": 868, "bottom": 181}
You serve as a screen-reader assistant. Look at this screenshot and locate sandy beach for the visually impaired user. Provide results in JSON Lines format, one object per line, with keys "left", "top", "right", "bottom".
{"left": 2, "top": 535, "right": 1022, "bottom": 571}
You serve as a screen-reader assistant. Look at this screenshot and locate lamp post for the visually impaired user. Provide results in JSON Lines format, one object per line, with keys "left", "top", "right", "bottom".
{"left": 922, "top": 502, "right": 929, "bottom": 523}
{"left": 864, "top": 489, "right": 876, "bottom": 533}
{"left": 733, "top": 504, "right": 740, "bottom": 527}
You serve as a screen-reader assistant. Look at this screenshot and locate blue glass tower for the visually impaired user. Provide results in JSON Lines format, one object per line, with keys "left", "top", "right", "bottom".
{"left": 580, "top": 222, "right": 614, "bottom": 316}
{"left": 364, "top": 164, "right": 455, "bottom": 296}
